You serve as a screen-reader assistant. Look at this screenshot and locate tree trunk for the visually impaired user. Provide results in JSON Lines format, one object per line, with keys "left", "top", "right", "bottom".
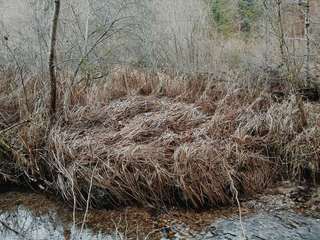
{"left": 304, "top": 0, "right": 311, "bottom": 85}
{"left": 48, "top": 0, "right": 61, "bottom": 121}
{"left": 276, "top": 0, "right": 288, "bottom": 71}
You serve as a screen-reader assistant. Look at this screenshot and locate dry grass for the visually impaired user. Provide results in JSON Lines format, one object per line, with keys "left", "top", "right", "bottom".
{"left": 0, "top": 68, "right": 319, "bottom": 209}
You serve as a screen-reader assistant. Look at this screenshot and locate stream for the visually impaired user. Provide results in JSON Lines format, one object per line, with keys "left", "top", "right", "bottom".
{"left": 0, "top": 190, "right": 319, "bottom": 240}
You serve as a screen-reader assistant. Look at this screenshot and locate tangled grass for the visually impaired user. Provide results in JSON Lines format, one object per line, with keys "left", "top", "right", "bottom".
{"left": 0, "top": 68, "right": 319, "bottom": 209}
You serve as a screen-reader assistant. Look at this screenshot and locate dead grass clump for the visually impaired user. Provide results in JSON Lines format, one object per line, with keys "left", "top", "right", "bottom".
{"left": 0, "top": 138, "right": 19, "bottom": 183}
{"left": 41, "top": 93, "right": 278, "bottom": 209}
{"left": 202, "top": 89, "right": 263, "bottom": 140}
{"left": 236, "top": 95, "right": 320, "bottom": 181}
{"left": 1, "top": 67, "right": 320, "bottom": 209}
{"left": 106, "top": 96, "right": 162, "bottom": 122}
{"left": 168, "top": 139, "right": 270, "bottom": 206}
{"left": 231, "top": 146, "right": 274, "bottom": 195}
{"left": 99, "top": 67, "right": 231, "bottom": 106}
{"left": 285, "top": 127, "right": 320, "bottom": 181}
{"left": 172, "top": 141, "right": 230, "bottom": 207}
{"left": 109, "top": 67, "right": 157, "bottom": 97}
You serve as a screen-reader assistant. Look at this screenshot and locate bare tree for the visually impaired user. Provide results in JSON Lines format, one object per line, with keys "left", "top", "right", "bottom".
{"left": 48, "top": 0, "right": 61, "bottom": 120}
{"left": 275, "top": 0, "right": 289, "bottom": 72}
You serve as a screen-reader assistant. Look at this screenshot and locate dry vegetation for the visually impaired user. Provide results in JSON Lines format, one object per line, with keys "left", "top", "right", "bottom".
{"left": 0, "top": 0, "right": 320, "bottom": 210}
{"left": 0, "top": 67, "right": 319, "bottom": 209}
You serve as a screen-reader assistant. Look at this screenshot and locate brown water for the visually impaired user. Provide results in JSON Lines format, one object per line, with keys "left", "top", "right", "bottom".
{"left": 0, "top": 191, "right": 319, "bottom": 240}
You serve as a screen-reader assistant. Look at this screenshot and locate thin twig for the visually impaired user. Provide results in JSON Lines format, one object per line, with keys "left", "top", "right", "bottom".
{"left": 79, "top": 157, "right": 99, "bottom": 235}
{"left": 0, "top": 120, "right": 30, "bottom": 134}
{"left": 223, "top": 152, "right": 246, "bottom": 240}
{"left": 0, "top": 220, "right": 23, "bottom": 236}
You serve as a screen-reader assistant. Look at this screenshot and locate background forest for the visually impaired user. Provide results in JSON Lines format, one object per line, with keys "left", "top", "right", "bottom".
{"left": 1, "top": 0, "right": 319, "bottom": 88}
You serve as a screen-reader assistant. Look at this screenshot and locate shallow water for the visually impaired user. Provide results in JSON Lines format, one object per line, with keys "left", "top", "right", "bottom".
{"left": 0, "top": 192, "right": 319, "bottom": 240}
{"left": 196, "top": 212, "right": 320, "bottom": 240}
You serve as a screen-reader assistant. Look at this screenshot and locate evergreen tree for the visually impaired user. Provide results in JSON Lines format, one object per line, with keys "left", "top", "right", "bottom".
{"left": 211, "top": 0, "right": 234, "bottom": 35}
{"left": 238, "top": 0, "right": 260, "bottom": 34}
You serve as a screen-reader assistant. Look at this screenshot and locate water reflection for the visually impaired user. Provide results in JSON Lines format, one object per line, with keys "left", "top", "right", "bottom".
{"left": 0, "top": 205, "right": 119, "bottom": 240}
{"left": 204, "top": 211, "right": 320, "bottom": 240}
{"left": 0, "top": 192, "right": 130, "bottom": 240}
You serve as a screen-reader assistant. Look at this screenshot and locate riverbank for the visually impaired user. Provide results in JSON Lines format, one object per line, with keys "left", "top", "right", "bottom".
{"left": 0, "top": 72, "right": 320, "bottom": 209}
{"left": 0, "top": 183, "right": 319, "bottom": 239}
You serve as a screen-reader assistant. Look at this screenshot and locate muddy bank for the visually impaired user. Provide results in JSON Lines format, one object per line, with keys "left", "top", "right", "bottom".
{"left": 0, "top": 186, "right": 319, "bottom": 240}
{"left": 0, "top": 191, "right": 240, "bottom": 239}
